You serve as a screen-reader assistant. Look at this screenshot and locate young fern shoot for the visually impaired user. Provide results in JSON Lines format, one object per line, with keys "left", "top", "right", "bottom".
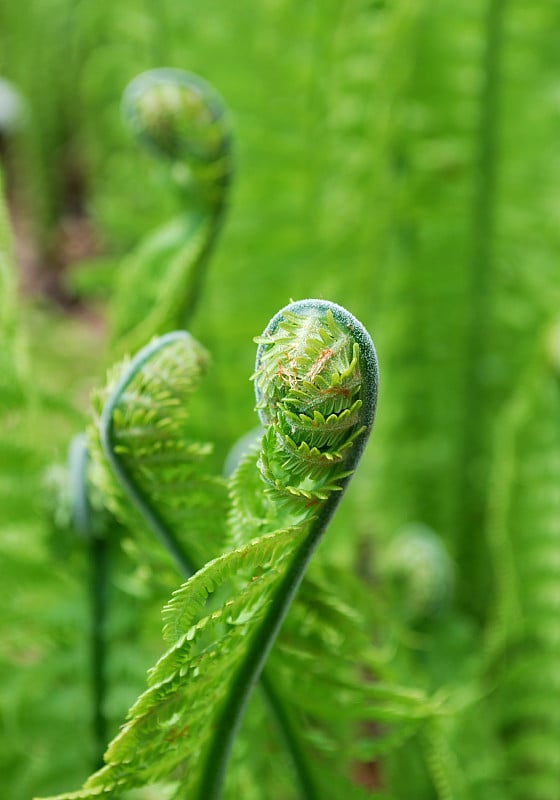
{"left": 110, "top": 69, "right": 232, "bottom": 356}
{"left": 37, "top": 300, "right": 378, "bottom": 800}
{"left": 90, "top": 330, "right": 227, "bottom": 571}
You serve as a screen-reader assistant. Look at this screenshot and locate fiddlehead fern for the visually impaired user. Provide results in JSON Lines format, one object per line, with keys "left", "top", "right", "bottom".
{"left": 89, "top": 330, "right": 227, "bottom": 572}
{"left": 37, "top": 299, "right": 379, "bottom": 800}
{"left": 194, "top": 300, "right": 379, "bottom": 798}
{"left": 110, "top": 68, "right": 232, "bottom": 355}
{"left": 252, "top": 299, "right": 378, "bottom": 518}
{"left": 122, "top": 69, "right": 230, "bottom": 207}
{"left": 381, "top": 523, "right": 454, "bottom": 624}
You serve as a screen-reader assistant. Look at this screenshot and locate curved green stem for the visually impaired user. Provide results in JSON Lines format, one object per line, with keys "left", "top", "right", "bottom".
{"left": 197, "top": 484, "right": 361, "bottom": 799}
{"left": 259, "top": 671, "right": 321, "bottom": 800}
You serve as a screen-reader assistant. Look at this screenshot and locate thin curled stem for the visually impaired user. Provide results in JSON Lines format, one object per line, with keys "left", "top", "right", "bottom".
{"left": 111, "top": 69, "right": 233, "bottom": 355}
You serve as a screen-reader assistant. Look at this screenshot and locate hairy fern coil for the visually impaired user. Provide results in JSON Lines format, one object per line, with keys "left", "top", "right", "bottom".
{"left": 254, "top": 299, "right": 378, "bottom": 518}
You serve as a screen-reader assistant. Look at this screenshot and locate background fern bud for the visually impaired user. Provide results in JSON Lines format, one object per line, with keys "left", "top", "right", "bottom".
{"left": 382, "top": 523, "right": 454, "bottom": 622}
{"left": 110, "top": 69, "right": 232, "bottom": 355}
{"left": 122, "top": 67, "right": 231, "bottom": 201}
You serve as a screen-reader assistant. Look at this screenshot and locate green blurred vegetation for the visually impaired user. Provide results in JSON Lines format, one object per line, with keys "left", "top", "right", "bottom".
{"left": 1, "top": 1, "right": 560, "bottom": 798}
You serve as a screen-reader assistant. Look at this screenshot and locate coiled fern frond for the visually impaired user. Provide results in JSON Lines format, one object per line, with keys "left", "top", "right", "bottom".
{"left": 110, "top": 68, "right": 232, "bottom": 356}
{"left": 37, "top": 300, "right": 384, "bottom": 800}
{"left": 88, "top": 330, "right": 228, "bottom": 571}
{"left": 252, "top": 300, "right": 377, "bottom": 518}
{"left": 380, "top": 523, "right": 454, "bottom": 624}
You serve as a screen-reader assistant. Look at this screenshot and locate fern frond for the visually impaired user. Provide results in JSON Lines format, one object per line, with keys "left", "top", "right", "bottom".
{"left": 36, "top": 527, "right": 310, "bottom": 800}
{"left": 123, "top": 69, "right": 230, "bottom": 206}
{"left": 88, "top": 330, "right": 227, "bottom": 572}
{"left": 39, "top": 300, "right": 378, "bottom": 800}
{"left": 110, "top": 69, "right": 232, "bottom": 355}
{"left": 381, "top": 523, "right": 454, "bottom": 623}
{"left": 487, "top": 328, "right": 560, "bottom": 799}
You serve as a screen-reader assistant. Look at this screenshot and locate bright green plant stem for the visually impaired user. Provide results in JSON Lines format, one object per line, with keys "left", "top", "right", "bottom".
{"left": 196, "top": 299, "right": 379, "bottom": 799}
{"left": 68, "top": 433, "right": 108, "bottom": 770}
{"left": 258, "top": 670, "right": 319, "bottom": 799}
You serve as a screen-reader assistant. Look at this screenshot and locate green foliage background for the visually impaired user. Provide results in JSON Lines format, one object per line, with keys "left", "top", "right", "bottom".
{"left": 1, "top": 1, "right": 560, "bottom": 798}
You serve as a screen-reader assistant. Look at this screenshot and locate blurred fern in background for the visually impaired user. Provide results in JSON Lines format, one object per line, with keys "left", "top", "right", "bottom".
{"left": 1, "top": 0, "right": 560, "bottom": 797}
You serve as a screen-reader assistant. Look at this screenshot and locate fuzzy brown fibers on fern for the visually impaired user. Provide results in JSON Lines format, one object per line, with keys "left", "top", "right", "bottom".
{"left": 254, "top": 300, "right": 377, "bottom": 517}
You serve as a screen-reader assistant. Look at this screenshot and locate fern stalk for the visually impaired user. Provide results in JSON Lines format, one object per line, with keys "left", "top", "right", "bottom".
{"left": 68, "top": 434, "right": 109, "bottom": 769}
{"left": 97, "top": 328, "right": 326, "bottom": 797}
{"left": 36, "top": 300, "right": 378, "bottom": 800}
{"left": 258, "top": 670, "right": 320, "bottom": 800}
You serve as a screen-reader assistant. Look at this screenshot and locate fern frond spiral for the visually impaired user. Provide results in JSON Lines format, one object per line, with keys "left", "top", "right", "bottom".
{"left": 122, "top": 68, "right": 231, "bottom": 208}
{"left": 90, "top": 330, "right": 227, "bottom": 572}
{"left": 111, "top": 69, "right": 232, "bottom": 355}
{"left": 381, "top": 523, "right": 454, "bottom": 623}
{"left": 254, "top": 299, "right": 378, "bottom": 520}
